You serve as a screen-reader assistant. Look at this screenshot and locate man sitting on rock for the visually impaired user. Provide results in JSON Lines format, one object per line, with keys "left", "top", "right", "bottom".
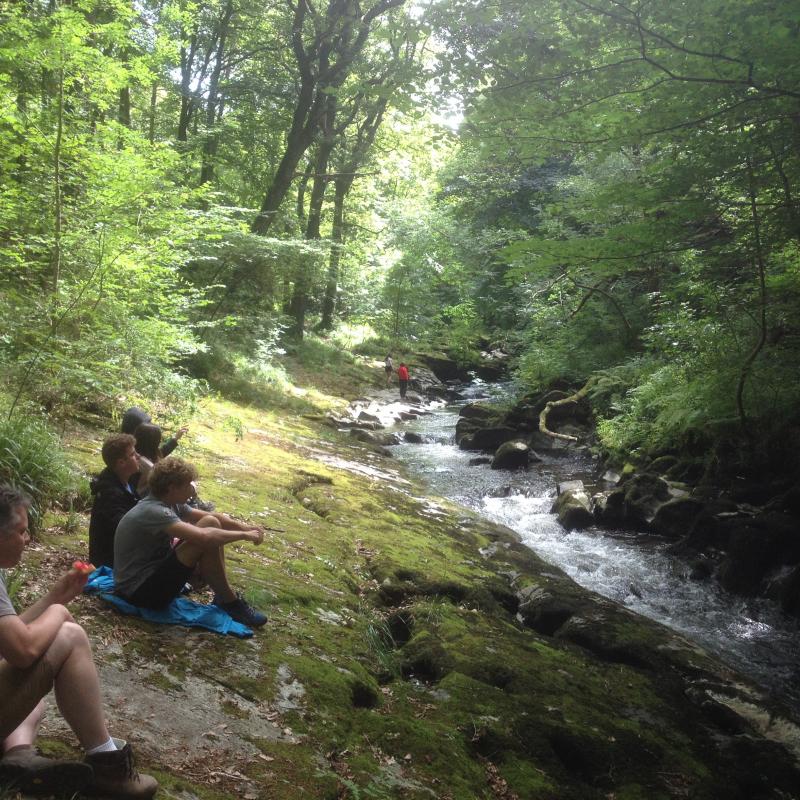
{"left": 0, "top": 485, "right": 157, "bottom": 798}
{"left": 113, "top": 457, "right": 268, "bottom": 628}
{"left": 88, "top": 433, "right": 141, "bottom": 569}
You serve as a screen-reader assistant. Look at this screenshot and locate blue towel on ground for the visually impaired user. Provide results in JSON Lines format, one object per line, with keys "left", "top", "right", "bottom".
{"left": 84, "top": 566, "right": 253, "bottom": 638}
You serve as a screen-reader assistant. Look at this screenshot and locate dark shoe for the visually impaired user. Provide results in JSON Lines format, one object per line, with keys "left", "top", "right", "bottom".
{"left": 0, "top": 745, "right": 93, "bottom": 796}
{"left": 215, "top": 595, "right": 267, "bottom": 628}
{"left": 84, "top": 739, "right": 158, "bottom": 799}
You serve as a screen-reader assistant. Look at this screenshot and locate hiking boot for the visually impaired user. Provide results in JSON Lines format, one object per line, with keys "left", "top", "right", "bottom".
{"left": 214, "top": 594, "right": 268, "bottom": 628}
{"left": 84, "top": 739, "right": 158, "bottom": 799}
{"left": 0, "top": 745, "right": 93, "bottom": 796}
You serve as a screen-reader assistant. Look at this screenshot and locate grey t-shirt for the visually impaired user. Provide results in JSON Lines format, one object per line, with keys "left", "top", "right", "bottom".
{"left": 0, "top": 571, "right": 16, "bottom": 618}
{"left": 114, "top": 498, "right": 191, "bottom": 597}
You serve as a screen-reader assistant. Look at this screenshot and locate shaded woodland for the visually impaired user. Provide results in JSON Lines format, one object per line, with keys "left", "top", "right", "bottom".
{"left": 2, "top": 0, "right": 800, "bottom": 483}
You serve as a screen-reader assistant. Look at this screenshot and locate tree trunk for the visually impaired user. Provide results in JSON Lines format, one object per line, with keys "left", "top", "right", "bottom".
{"left": 736, "top": 154, "right": 769, "bottom": 432}
{"left": 50, "top": 62, "right": 64, "bottom": 301}
{"left": 296, "top": 159, "right": 314, "bottom": 225}
{"left": 118, "top": 86, "right": 131, "bottom": 128}
{"left": 319, "top": 178, "right": 347, "bottom": 330}
{"left": 148, "top": 80, "right": 158, "bottom": 144}
{"left": 199, "top": 0, "right": 234, "bottom": 185}
{"left": 288, "top": 100, "right": 338, "bottom": 336}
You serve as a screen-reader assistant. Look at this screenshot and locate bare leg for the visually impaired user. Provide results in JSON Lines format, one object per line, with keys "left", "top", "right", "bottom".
{"left": 43, "top": 622, "right": 110, "bottom": 751}
{"left": 2, "top": 701, "right": 45, "bottom": 752}
{"left": 175, "top": 517, "right": 237, "bottom": 603}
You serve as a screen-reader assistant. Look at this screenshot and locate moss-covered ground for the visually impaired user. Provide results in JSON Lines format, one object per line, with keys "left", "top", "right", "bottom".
{"left": 9, "top": 355, "right": 800, "bottom": 800}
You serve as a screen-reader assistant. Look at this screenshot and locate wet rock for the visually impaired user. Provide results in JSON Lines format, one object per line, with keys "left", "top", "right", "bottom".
{"left": 461, "top": 426, "right": 518, "bottom": 452}
{"left": 646, "top": 455, "right": 679, "bottom": 475}
{"left": 416, "top": 353, "right": 471, "bottom": 382}
{"left": 717, "top": 513, "right": 800, "bottom": 596}
{"left": 664, "top": 459, "right": 706, "bottom": 483}
{"left": 623, "top": 473, "right": 671, "bottom": 526}
{"left": 516, "top": 585, "right": 577, "bottom": 635}
{"left": 424, "top": 384, "right": 449, "bottom": 399}
{"left": 765, "top": 564, "right": 800, "bottom": 618}
{"left": 552, "top": 480, "right": 593, "bottom": 529}
{"left": 592, "top": 487, "right": 626, "bottom": 525}
{"left": 455, "top": 416, "right": 481, "bottom": 445}
{"left": 403, "top": 431, "right": 425, "bottom": 444}
{"left": 458, "top": 402, "right": 498, "bottom": 421}
{"left": 527, "top": 430, "right": 576, "bottom": 453}
{"left": 349, "top": 429, "right": 401, "bottom": 446}
{"left": 468, "top": 456, "right": 492, "bottom": 466}
{"left": 689, "top": 558, "right": 714, "bottom": 580}
{"left": 767, "top": 483, "right": 800, "bottom": 516}
{"left": 491, "top": 440, "right": 531, "bottom": 470}
{"left": 650, "top": 497, "right": 705, "bottom": 539}
{"left": 358, "top": 411, "right": 381, "bottom": 424}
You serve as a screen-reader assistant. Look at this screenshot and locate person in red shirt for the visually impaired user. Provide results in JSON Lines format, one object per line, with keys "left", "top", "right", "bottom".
{"left": 397, "top": 363, "right": 410, "bottom": 399}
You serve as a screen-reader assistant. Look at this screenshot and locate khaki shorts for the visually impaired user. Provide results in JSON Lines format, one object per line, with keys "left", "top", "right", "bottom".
{"left": 0, "top": 657, "right": 55, "bottom": 739}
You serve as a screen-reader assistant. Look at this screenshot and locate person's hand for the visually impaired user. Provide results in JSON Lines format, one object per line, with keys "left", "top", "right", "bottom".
{"left": 247, "top": 528, "right": 264, "bottom": 545}
{"left": 51, "top": 564, "right": 93, "bottom": 604}
{"left": 174, "top": 426, "right": 189, "bottom": 440}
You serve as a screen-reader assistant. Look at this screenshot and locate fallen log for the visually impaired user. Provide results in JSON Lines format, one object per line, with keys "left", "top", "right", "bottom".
{"left": 538, "top": 377, "right": 596, "bottom": 442}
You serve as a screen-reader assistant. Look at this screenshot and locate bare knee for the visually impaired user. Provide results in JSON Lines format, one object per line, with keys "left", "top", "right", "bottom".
{"left": 45, "top": 621, "right": 91, "bottom": 672}
{"left": 195, "top": 515, "right": 219, "bottom": 529}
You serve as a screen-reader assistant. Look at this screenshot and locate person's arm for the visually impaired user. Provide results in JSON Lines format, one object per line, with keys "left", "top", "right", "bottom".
{"left": 19, "top": 569, "right": 89, "bottom": 623}
{"left": 160, "top": 427, "right": 188, "bottom": 457}
{"left": 164, "top": 519, "right": 264, "bottom": 548}
{"left": 0, "top": 570, "right": 87, "bottom": 668}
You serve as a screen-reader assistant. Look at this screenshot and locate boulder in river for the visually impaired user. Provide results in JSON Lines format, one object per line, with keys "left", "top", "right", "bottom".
{"left": 404, "top": 431, "right": 426, "bottom": 444}
{"left": 458, "top": 402, "right": 498, "bottom": 421}
{"left": 460, "top": 426, "right": 518, "bottom": 452}
{"left": 491, "top": 440, "right": 532, "bottom": 470}
{"left": 650, "top": 497, "right": 706, "bottom": 539}
{"left": 349, "top": 429, "right": 401, "bottom": 446}
{"left": 416, "top": 353, "right": 471, "bottom": 382}
{"left": 622, "top": 472, "right": 671, "bottom": 526}
{"left": 552, "top": 480, "right": 594, "bottom": 529}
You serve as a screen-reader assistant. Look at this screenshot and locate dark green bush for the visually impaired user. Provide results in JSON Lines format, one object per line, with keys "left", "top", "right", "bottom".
{"left": 0, "top": 412, "right": 80, "bottom": 533}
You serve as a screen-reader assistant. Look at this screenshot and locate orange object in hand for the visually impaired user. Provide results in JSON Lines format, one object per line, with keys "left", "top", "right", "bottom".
{"left": 73, "top": 560, "right": 95, "bottom": 574}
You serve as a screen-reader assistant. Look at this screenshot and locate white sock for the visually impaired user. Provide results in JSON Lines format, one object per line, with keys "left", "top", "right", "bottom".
{"left": 86, "top": 738, "right": 118, "bottom": 755}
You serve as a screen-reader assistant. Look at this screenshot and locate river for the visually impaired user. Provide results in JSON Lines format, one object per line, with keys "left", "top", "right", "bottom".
{"left": 388, "top": 383, "right": 800, "bottom": 717}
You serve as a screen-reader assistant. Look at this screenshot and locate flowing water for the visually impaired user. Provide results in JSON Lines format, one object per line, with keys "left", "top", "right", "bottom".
{"left": 390, "top": 383, "right": 800, "bottom": 717}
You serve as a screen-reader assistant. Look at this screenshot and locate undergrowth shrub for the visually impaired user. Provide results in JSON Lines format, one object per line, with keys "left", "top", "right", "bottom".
{"left": 0, "top": 412, "right": 80, "bottom": 533}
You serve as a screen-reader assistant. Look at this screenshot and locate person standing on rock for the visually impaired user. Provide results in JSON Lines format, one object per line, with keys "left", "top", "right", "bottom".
{"left": 0, "top": 484, "right": 158, "bottom": 798}
{"left": 384, "top": 354, "right": 393, "bottom": 386}
{"left": 397, "top": 363, "right": 410, "bottom": 399}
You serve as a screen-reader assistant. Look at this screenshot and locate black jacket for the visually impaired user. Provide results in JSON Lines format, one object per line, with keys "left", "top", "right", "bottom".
{"left": 88, "top": 468, "right": 139, "bottom": 568}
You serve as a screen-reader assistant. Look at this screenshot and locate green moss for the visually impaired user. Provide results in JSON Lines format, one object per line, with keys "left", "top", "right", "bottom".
{"left": 28, "top": 389, "right": 788, "bottom": 800}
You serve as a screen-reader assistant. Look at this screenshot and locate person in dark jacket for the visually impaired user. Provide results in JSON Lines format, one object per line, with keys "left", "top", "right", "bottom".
{"left": 120, "top": 407, "right": 186, "bottom": 458}
{"left": 88, "top": 434, "right": 141, "bottom": 568}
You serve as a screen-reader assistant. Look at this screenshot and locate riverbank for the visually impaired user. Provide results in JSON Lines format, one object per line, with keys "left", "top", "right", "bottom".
{"left": 17, "top": 368, "right": 800, "bottom": 799}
